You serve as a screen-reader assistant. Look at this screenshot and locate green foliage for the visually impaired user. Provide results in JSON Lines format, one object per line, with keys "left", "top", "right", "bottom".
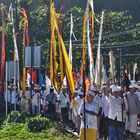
{"left": 27, "top": 116, "right": 49, "bottom": 132}
{"left": 6, "top": 111, "right": 21, "bottom": 123}
{"left": 0, "top": 116, "right": 5, "bottom": 127}
{"left": 18, "top": 111, "right": 30, "bottom": 123}
{"left": 0, "top": 116, "right": 77, "bottom": 140}
{"left": 4, "top": 111, "right": 29, "bottom": 124}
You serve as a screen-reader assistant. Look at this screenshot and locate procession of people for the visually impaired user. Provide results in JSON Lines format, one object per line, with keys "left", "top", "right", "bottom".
{"left": 3, "top": 77, "right": 140, "bottom": 140}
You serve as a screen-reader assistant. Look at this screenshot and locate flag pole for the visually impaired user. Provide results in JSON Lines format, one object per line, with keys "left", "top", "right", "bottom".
{"left": 5, "top": 62, "right": 8, "bottom": 116}
{"left": 83, "top": 63, "right": 86, "bottom": 140}
{"left": 120, "top": 48, "right": 125, "bottom": 140}
{"left": 15, "top": 0, "right": 20, "bottom": 94}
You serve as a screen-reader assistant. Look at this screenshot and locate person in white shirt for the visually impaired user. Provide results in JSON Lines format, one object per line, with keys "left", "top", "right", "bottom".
{"left": 99, "top": 84, "right": 110, "bottom": 139}
{"left": 108, "top": 85, "right": 124, "bottom": 140}
{"left": 11, "top": 85, "right": 18, "bottom": 111}
{"left": 58, "top": 85, "right": 70, "bottom": 127}
{"left": 46, "top": 86, "right": 57, "bottom": 119}
{"left": 127, "top": 83, "right": 140, "bottom": 138}
{"left": 133, "top": 84, "right": 140, "bottom": 129}
{"left": 40, "top": 86, "right": 47, "bottom": 115}
{"left": 20, "top": 90, "right": 27, "bottom": 112}
{"left": 91, "top": 86, "right": 102, "bottom": 139}
{"left": 25, "top": 86, "right": 32, "bottom": 113}
{"left": 79, "top": 90, "right": 98, "bottom": 140}
{"left": 32, "top": 86, "right": 40, "bottom": 116}
{"left": 74, "top": 89, "right": 83, "bottom": 133}
{"left": 5, "top": 85, "right": 12, "bottom": 113}
{"left": 133, "top": 83, "right": 140, "bottom": 101}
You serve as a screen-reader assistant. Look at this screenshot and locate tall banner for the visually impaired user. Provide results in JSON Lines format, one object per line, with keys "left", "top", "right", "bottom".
{"left": 0, "top": 3, "right": 5, "bottom": 91}
{"left": 9, "top": 4, "right": 19, "bottom": 61}
{"left": 9, "top": 4, "right": 19, "bottom": 86}
{"left": 81, "top": 11, "right": 87, "bottom": 81}
{"left": 86, "top": 0, "right": 94, "bottom": 85}
{"left": 96, "top": 11, "right": 104, "bottom": 89}
{"left": 69, "top": 13, "right": 73, "bottom": 67}
{"left": 50, "top": 3, "right": 75, "bottom": 96}
{"left": 109, "top": 51, "right": 116, "bottom": 84}
{"left": 20, "top": 8, "right": 29, "bottom": 93}
{"left": 89, "top": 0, "right": 94, "bottom": 38}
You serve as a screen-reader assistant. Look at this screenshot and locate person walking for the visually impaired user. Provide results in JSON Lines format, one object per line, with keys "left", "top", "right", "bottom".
{"left": 108, "top": 85, "right": 124, "bottom": 140}
{"left": 58, "top": 85, "right": 70, "bottom": 128}
{"left": 74, "top": 89, "right": 83, "bottom": 133}
{"left": 79, "top": 90, "right": 98, "bottom": 140}
{"left": 127, "top": 82, "right": 140, "bottom": 138}
{"left": 46, "top": 86, "right": 57, "bottom": 119}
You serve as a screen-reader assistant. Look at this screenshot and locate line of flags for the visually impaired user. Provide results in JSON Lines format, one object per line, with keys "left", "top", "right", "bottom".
{"left": 0, "top": 0, "right": 113, "bottom": 95}
{"left": 1, "top": 0, "right": 138, "bottom": 97}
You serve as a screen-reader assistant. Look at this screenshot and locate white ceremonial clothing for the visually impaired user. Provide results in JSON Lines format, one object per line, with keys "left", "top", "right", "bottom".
{"left": 5, "top": 90, "right": 11, "bottom": 103}
{"left": 129, "top": 114, "right": 138, "bottom": 133}
{"left": 79, "top": 101, "right": 98, "bottom": 129}
{"left": 75, "top": 96, "right": 83, "bottom": 114}
{"left": 11, "top": 90, "right": 17, "bottom": 104}
{"left": 26, "top": 90, "right": 31, "bottom": 99}
{"left": 108, "top": 95, "right": 123, "bottom": 122}
{"left": 94, "top": 95, "right": 102, "bottom": 108}
{"left": 56, "top": 94, "right": 61, "bottom": 113}
{"left": 123, "top": 95, "right": 129, "bottom": 129}
{"left": 32, "top": 93, "right": 39, "bottom": 106}
{"left": 41, "top": 90, "right": 47, "bottom": 108}
{"left": 136, "top": 91, "right": 140, "bottom": 101}
{"left": 58, "top": 92, "right": 69, "bottom": 108}
{"left": 101, "top": 95, "right": 110, "bottom": 117}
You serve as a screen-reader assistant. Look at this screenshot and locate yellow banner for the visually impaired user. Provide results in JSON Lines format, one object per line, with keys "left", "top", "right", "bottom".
{"left": 50, "top": 3, "right": 75, "bottom": 96}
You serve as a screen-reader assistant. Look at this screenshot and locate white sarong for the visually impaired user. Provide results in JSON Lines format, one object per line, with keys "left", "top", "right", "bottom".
{"left": 129, "top": 114, "right": 137, "bottom": 133}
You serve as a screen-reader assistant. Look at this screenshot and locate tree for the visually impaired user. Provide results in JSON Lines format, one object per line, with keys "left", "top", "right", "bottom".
{"left": 61, "top": 7, "right": 140, "bottom": 79}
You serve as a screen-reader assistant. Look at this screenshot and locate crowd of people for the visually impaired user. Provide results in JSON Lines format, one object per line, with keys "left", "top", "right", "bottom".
{"left": 4, "top": 81, "right": 140, "bottom": 140}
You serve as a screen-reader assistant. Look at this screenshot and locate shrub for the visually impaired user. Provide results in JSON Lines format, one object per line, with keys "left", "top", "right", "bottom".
{"left": 0, "top": 116, "right": 5, "bottom": 127}
{"left": 4, "top": 111, "right": 30, "bottom": 124}
{"left": 6, "top": 111, "right": 21, "bottom": 123}
{"left": 27, "top": 116, "right": 49, "bottom": 132}
{"left": 18, "top": 111, "right": 30, "bottom": 123}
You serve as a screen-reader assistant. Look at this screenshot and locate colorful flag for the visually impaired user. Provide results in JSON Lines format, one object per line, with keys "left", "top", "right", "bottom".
{"left": 20, "top": 8, "right": 29, "bottom": 93}
{"left": 26, "top": 72, "right": 31, "bottom": 88}
{"left": 50, "top": 5, "right": 60, "bottom": 91}
{"left": 27, "top": 68, "right": 37, "bottom": 84}
{"left": 89, "top": 0, "right": 94, "bottom": 38}
{"left": 96, "top": 11, "right": 104, "bottom": 89}
{"left": 38, "top": 71, "right": 45, "bottom": 87}
{"left": 89, "top": 0, "right": 94, "bottom": 11}
{"left": 85, "top": 77, "right": 90, "bottom": 93}
{"left": 8, "top": 4, "right": 20, "bottom": 87}
{"left": 9, "top": 4, "right": 19, "bottom": 61}
{"left": 57, "top": 14, "right": 65, "bottom": 88}
{"left": 86, "top": 1, "right": 94, "bottom": 85}
{"left": 0, "top": 3, "right": 5, "bottom": 92}
{"left": 81, "top": 11, "right": 87, "bottom": 80}
{"left": 50, "top": 3, "right": 75, "bottom": 96}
